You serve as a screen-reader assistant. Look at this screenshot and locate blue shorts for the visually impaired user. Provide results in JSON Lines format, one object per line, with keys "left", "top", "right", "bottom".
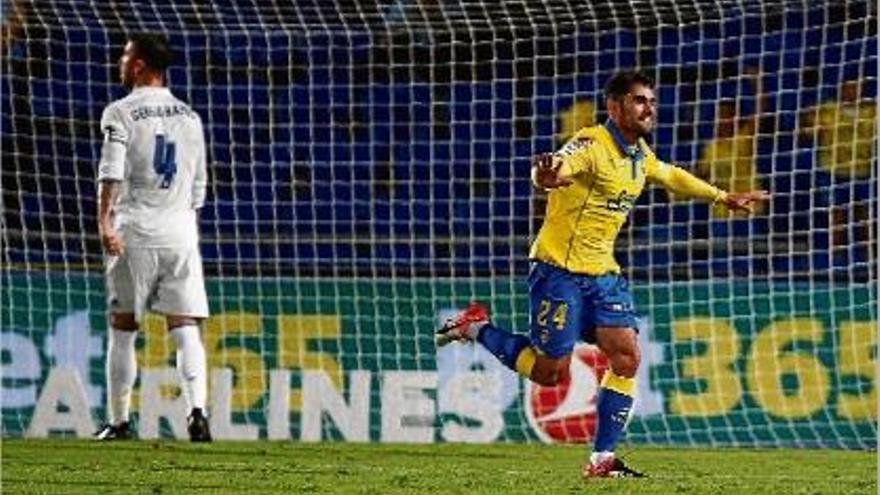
{"left": 528, "top": 261, "right": 639, "bottom": 359}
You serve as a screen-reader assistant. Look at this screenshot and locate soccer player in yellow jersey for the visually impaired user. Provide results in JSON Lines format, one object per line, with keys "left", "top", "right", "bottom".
{"left": 436, "top": 71, "right": 769, "bottom": 478}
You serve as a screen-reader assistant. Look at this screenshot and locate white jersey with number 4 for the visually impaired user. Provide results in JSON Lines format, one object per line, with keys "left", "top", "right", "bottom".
{"left": 98, "top": 86, "right": 207, "bottom": 249}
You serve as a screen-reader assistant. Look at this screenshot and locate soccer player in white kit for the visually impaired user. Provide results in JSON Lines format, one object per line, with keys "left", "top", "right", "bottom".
{"left": 94, "top": 33, "right": 211, "bottom": 442}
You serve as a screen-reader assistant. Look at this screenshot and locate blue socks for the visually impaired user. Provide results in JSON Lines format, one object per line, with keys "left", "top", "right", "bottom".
{"left": 593, "top": 371, "right": 636, "bottom": 453}
{"left": 476, "top": 324, "right": 533, "bottom": 374}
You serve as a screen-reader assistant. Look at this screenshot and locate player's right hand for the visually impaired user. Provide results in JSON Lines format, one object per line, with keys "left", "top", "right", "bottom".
{"left": 532, "top": 153, "right": 573, "bottom": 190}
{"left": 100, "top": 228, "right": 125, "bottom": 256}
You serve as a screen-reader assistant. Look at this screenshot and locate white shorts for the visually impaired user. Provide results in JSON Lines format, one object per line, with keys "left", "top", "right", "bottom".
{"left": 105, "top": 247, "right": 209, "bottom": 322}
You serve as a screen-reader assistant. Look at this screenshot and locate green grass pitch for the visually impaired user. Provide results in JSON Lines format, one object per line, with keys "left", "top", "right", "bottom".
{"left": 2, "top": 440, "right": 875, "bottom": 494}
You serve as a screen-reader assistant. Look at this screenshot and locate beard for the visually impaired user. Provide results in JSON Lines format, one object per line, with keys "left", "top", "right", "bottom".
{"left": 631, "top": 116, "right": 655, "bottom": 136}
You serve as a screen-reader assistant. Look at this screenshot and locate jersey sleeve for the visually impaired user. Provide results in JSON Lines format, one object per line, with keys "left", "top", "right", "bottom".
{"left": 646, "top": 159, "right": 727, "bottom": 203}
{"left": 97, "top": 105, "right": 129, "bottom": 182}
{"left": 553, "top": 135, "right": 596, "bottom": 178}
{"left": 192, "top": 117, "right": 208, "bottom": 210}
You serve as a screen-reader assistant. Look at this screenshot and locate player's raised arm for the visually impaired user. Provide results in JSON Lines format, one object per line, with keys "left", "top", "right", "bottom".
{"left": 531, "top": 136, "right": 594, "bottom": 190}
{"left": 647, "top": 159, "right": 769, "bottom": 213}
{"left": 531, "top": 153, "right": 572, "bottom": 189}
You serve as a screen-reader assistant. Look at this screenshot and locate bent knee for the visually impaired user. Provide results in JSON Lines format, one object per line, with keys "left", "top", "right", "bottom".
{"left": 611, "top": 351, "right": 641, "bottom": 378}
{"left": 531, "top": 368, "right": 561, "bottom": 386}
{"left": 530, "top": 355, "right": 570, "bottom": 386}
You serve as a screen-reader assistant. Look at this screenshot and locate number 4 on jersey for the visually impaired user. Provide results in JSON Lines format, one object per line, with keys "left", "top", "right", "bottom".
{"left": 153, "top": 134, "right": 177, "bottom": 188}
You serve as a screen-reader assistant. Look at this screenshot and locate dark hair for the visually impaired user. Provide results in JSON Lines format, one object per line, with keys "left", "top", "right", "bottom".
{"left": 128, "top": 33, "right": 174, "bottom": 71}
{"left": 604, "top": 70, "right": 655, "bottom": 101}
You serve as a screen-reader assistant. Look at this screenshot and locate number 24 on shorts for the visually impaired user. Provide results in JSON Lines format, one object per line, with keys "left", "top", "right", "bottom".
{"left": 537, "top": 300, "right": 568, "bottom": 330}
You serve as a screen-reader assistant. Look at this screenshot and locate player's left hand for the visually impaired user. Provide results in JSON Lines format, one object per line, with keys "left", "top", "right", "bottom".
{"left": 101, "top": 228, "right": 125, "bottom": 256}
{"left": 723, "top": 190, "right": 771, "bottom": 213}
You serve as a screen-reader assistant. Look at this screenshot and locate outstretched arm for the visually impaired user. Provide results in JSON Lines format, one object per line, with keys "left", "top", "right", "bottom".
{"left": 650, "top": 161, "right": 769, "bottom": 213}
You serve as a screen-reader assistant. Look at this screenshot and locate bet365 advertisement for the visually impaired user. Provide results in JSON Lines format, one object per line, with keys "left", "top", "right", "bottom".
{"left": 2, "top": 272, "right": 875, "bottom": 448}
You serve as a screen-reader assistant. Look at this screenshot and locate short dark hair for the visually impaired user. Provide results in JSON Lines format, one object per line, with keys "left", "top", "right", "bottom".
{"left": 604, "top": 70, "right": 655, "bottom": 101}
{"left": 129, "top": 33, "right": 174, "bottom": 71}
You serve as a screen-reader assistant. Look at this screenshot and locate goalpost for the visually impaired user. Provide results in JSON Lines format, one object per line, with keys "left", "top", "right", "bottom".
{"left": 1, "top": 0, "right": 876, "bottom": 448}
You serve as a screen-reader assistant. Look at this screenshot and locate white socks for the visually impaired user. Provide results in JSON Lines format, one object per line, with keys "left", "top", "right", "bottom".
{"left": 107, "top": 328, "right": 138, "bottom": 425}
{"left": 106, "top": 324, "right": 207, "bottom": 424}
{"left": 170, "top": 325, "right": 208, "bottom": 412}
{"left": 590, "top": 451, "right": 615, "bottom": 466}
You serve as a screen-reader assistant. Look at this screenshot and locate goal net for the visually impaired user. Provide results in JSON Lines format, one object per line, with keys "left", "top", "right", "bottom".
{"left": 2, "top": 0, "right": 876, "bottom": 448}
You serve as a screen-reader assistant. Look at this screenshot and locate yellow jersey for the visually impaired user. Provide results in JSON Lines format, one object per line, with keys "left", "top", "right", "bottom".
{"left": 529, "top": 123, "right": 726, "bottom": 275}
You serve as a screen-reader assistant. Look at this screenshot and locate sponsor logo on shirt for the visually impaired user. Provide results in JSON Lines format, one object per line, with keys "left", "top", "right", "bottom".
{"left": 605, "top": 190, "right": 637, "bottom": 213}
